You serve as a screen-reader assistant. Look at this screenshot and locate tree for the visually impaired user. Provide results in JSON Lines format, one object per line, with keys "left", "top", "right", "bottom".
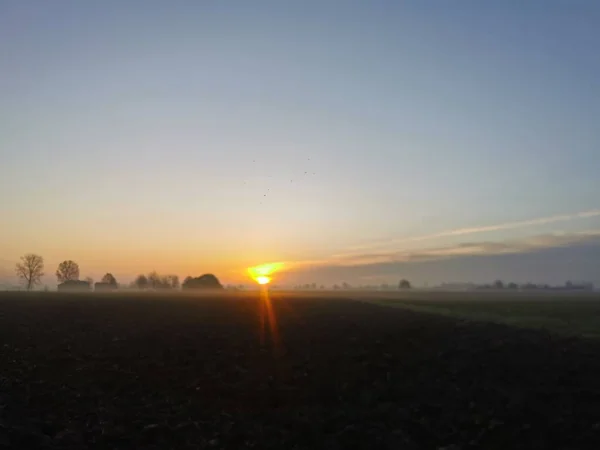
{"left": 146, "top": 271, "right": 171, "bottom": 289}
{"left": 135, "top": 274, "right": 148, "bottom": 289}
{"left": 166, "top": 275, "right": 180, "bottom": 289}
{"left": 101, "top": 273, "right": 118, "bottom": 286}
{"left": 494, "top": 280, "right": 504, "bottom": 289}
{"left": 84, "top": 276, "right": 94, "bottom": 286}
{"left": 56, "top": 260, "right": 80, "bottom": 283}
{"left": 182, "top": 274, "right": 223, "bottom": 290}
{"left": 398, "top": 279, "right": 411, "bottom": 289}
{"left": 146, "top": 271, "right": 161, "bottom": 289}
{"left": 15, "top": 253, "right": 45, "bottom": 291}
{"left": 507, "top": 282, "right": 518, "bottom": 290}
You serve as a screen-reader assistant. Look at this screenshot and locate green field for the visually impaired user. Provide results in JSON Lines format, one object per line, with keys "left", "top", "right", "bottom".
{"left": 353, "top": 290, "right": 600, "bottom": 338}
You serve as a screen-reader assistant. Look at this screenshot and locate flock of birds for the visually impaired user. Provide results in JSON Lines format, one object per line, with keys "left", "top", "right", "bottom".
{"left": 244, "top": 157, "right": 317, "bottom": 204}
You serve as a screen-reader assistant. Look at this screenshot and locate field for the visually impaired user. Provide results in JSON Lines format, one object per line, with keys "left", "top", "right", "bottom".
{"left": 1, "top": 291, "right": 600, "bottom": 449}
{"left": 352, "top": 290, "right": 600, "bottom": 338}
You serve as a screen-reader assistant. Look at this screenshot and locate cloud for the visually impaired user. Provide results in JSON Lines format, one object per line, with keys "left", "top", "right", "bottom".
{"left": 291, "top": 230, "right": 600, "bottom": 269}
{"left": 280, "top": 230, "right": 600, "bottom": 285}
{"left": 337, "top": 209, "right": 600, "bottom": 257}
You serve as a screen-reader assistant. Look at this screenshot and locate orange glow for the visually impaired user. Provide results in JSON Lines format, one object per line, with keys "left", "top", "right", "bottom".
{"left": 247, "top": 262, "right": 284, "bottom": 285}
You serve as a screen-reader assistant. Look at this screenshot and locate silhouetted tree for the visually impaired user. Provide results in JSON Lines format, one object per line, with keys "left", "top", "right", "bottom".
{"left": 398, "top": 279, "right": 411, "bottom": 289}
{"left": 147, "top": 271, "right": 162, "bottom": 289}
{"left": 101, "top": 273, "right": 117, "bottom": 286}
{"left": 342, "top": 282, "right": 350, "bottom": 290}
{"left": 166, "top": 274, "right": 180, "bottom": 289}
{"left": 494, "top": 280, "right": 504, "bottom": 289}
{"left": 182, "top": 274, "right": 223, "bottom": 290}
{"left": 85, "top": 276, "right": 94, "bottom": 286}
{"left": 333, "top": 284, "right": 340, "bottom": 290}
{"left": 134, "top": 274, "right": 148, "bottom": 290}
{"left": 141, "top": 271, "right": 170, "bottom": 289}
{"left": 507, "top": 282, "right": 518, "bottom": 290}
{"left": 56, "top": 260, "right": 80, "bottom": 283}
{"left": 15, "top": 253, "right": 44, "bottom": 291}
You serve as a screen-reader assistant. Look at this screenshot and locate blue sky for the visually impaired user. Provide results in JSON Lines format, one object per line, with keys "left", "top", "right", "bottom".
{"left": 1, "top": 1, "right": 599, "bottom": 286}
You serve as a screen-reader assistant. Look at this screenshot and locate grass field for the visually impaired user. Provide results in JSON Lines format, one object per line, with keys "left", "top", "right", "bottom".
{"left": 353, "top": 290, "right": 600, "bottom": 338}
{"left": 1, "top": 291, "right": 600, "bottom": 449}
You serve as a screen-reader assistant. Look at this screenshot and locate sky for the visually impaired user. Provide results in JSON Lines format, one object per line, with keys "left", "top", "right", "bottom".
{"left": 1, "top": 1, "right": 599, "bottom": 287}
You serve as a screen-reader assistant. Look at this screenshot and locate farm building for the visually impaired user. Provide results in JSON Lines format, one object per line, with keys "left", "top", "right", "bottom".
{"left": 57, "top": 280, "right": 91, "bottom": 292}
{"left": 94, "top": 282, "right": 118, "bottom": 292}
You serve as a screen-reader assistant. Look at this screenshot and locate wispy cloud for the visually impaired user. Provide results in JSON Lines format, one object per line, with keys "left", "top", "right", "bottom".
{"left": 280, "top": 232, "right": 600, "bottom": 286}
{"left": 284, "top": 229, "right": 600, "bottom": 272}
{"left": 334, "top": 209, "right": 600, "bottom": 258}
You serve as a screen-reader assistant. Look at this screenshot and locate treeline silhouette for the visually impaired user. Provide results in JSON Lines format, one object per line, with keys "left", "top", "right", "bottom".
{"left": 14, "top": 253, "right": 594, "bottom": 293}
{"left": 292, "top": 279, "right": 412, "bottom": 290}
{"left": 13, "top": 253, "right": 415, "bottom": 292}
{"left": 14, "top": 253, "right": 224, "bottom": 292}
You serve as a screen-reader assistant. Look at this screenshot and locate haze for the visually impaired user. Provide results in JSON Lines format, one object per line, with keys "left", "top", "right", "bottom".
{"left": 1, "top": 1, "right": 599, "bottom": 287}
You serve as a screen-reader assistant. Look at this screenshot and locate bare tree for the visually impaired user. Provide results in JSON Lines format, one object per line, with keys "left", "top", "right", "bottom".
{"left": 147, "top": 271, "right": 163, "bottom": 289}
{"left": 84, "top": 276, "right": 94, "bottom": 286}
{"left": 167, "top": 274, "right": 180, "bottom": 289}
{"left": 15, "top": 254, "right": 45, "bottom": 291}
{"left": 56, "top": 260, "right": 80, "bottom": 283}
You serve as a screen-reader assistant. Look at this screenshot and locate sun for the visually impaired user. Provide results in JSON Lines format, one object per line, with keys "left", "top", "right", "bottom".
{"left": 247, "top": 262, "right": 284, "bottom": 285}
{"left": 256, "top": 276, "right": 271, "bottom": 285}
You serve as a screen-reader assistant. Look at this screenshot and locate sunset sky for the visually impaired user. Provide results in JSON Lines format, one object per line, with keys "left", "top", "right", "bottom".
{"left": 1, "top": 1, "right": 599, "bottom": 287}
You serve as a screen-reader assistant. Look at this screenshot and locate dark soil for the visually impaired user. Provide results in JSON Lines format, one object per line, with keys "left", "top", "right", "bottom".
{"left": 1, "top": 292, "right": 600, "bottom": 449}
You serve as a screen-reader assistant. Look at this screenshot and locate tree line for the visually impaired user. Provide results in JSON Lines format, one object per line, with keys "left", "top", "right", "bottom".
{"left": 14, "top": 253, "right": 223, "bottom": 291}
{"left": 293, "top": 279, "right": 412, "bottom": 290}
{"left": 14, "top": 253, "right": 414, "bottom": 292}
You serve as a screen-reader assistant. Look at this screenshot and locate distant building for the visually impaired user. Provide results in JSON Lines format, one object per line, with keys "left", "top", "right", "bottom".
{"left": 435, "top": 283, "right": 477, "bottom": 291}
{"left": 94, "top": 282, "right": 117, "bottom": 292}
{"left": 563, "top": 281, "right": 594, "bottom": 291}
{"left": 57, "top": 280, "right": 91, "bottom": 292}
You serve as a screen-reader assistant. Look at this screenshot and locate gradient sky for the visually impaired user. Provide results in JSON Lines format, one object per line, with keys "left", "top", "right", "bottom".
{"left": 1, "top": 1, "right": 599, "bottom": 286}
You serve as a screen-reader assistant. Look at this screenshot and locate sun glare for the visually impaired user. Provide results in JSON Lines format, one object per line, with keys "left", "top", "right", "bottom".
{"left": 247, "top": 262, "right": 284, "bottom": 285}
{"left": 256, "top": 276, "right": 271, "bottom": 285}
